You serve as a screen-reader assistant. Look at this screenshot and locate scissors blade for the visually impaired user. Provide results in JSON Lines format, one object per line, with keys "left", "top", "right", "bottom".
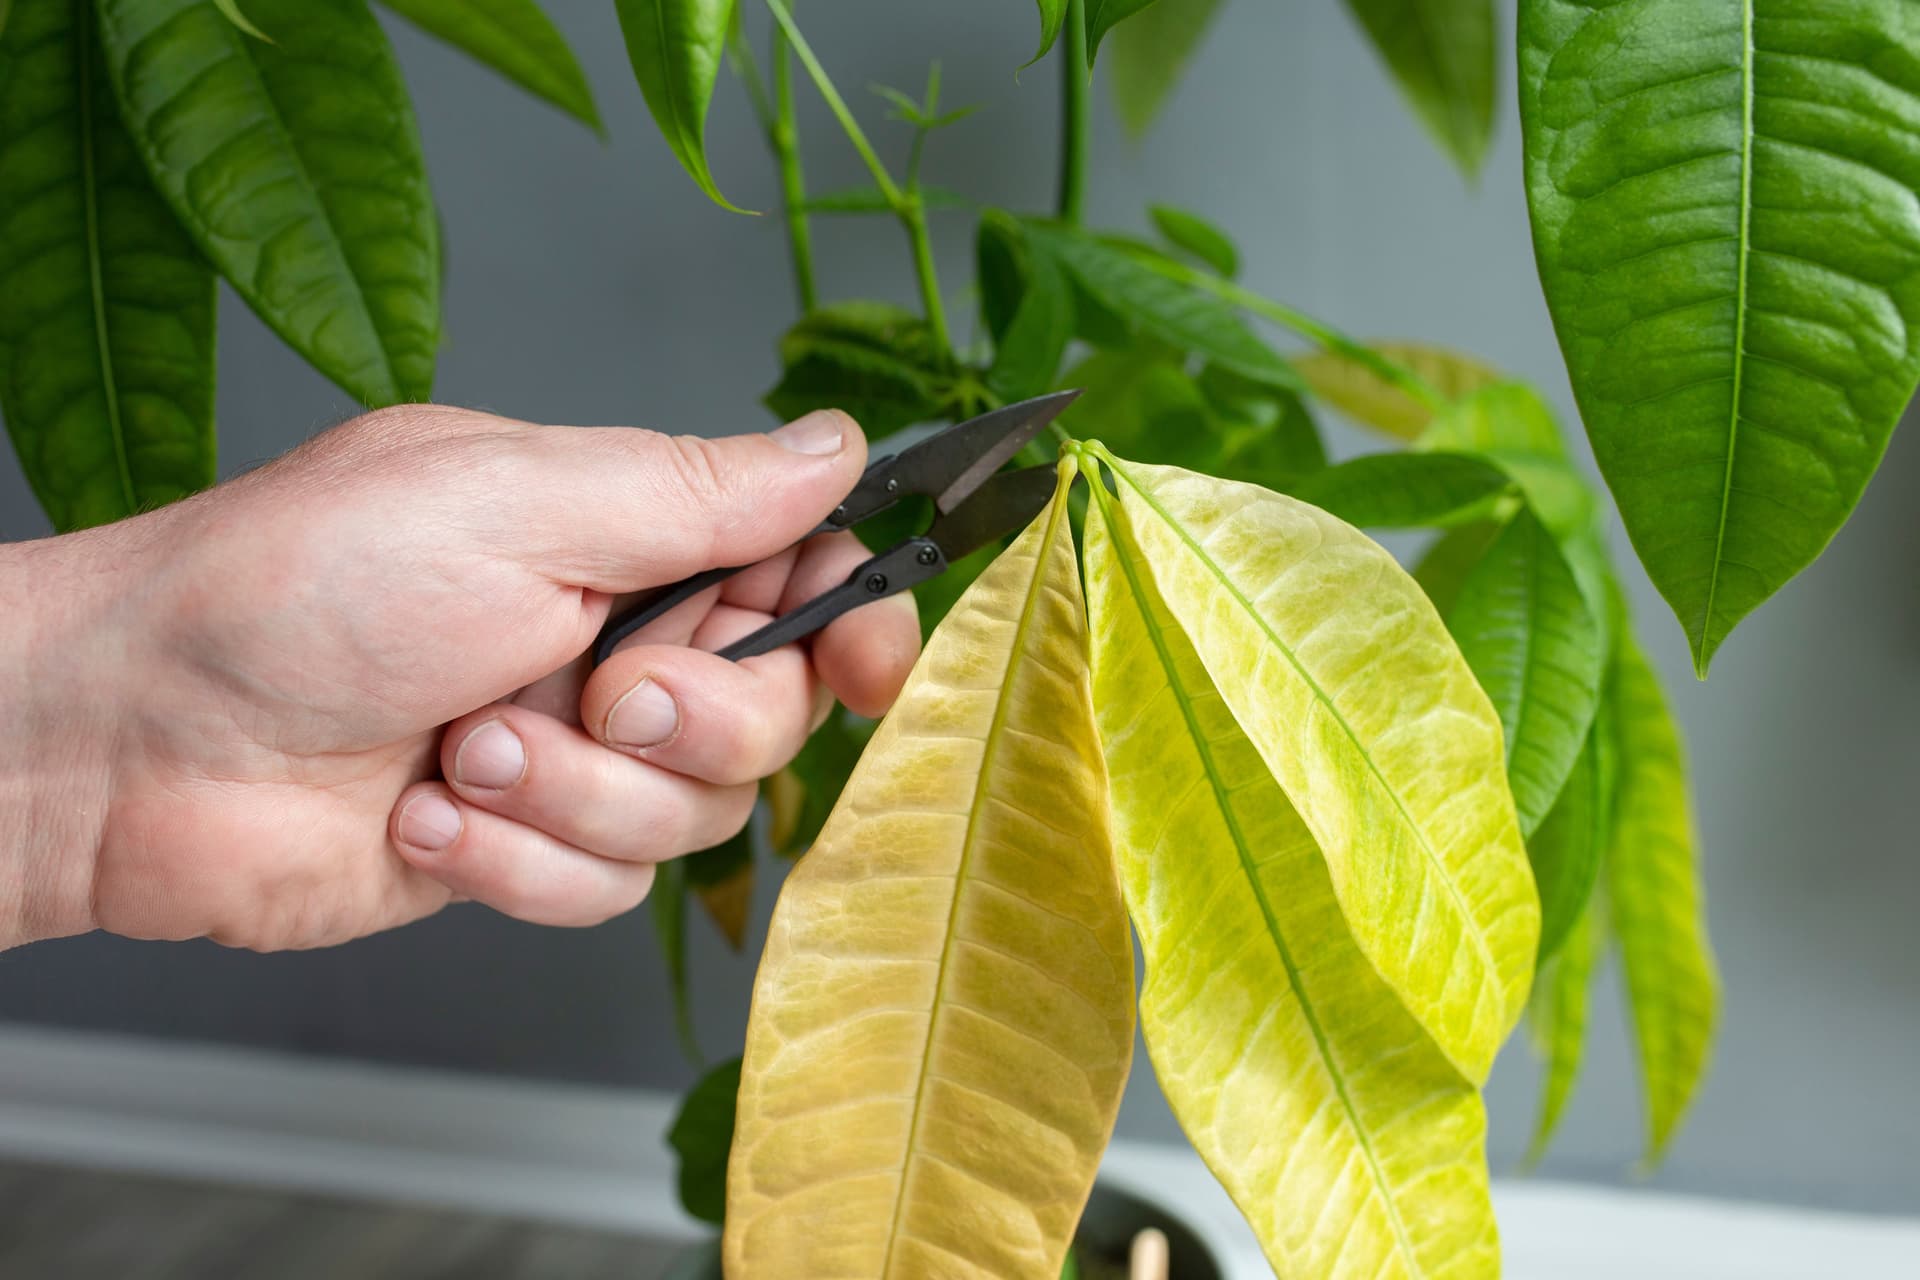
{"left": 843, "top": 390, "right": 1078, "bottom": 524}
{"left": 924, "top": 466, "right": 1060, "bottom": 564}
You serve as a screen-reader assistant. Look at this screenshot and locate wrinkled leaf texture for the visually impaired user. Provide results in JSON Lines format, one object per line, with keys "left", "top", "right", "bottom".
{"left": 1519, "top": 0, "right": 1920, "bottom": 672}
{"left": 1084, "top": 476, "right": 1500, "bottom": 1280}
{"left": 95, "top": 0, "right": 439, "bottom": 408}
{"left": 0, "top": 0, "right": 215, "bottom": 530}
{"left": 726, "top": 465, "right": 1133, "bottom": 1279}
{"left": 1098, "top": 452, "right": 1538, "bottom": 1083}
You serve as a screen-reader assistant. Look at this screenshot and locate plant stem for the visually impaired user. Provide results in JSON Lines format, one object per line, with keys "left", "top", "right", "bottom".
{"left": 763, "top": 0, "right": 901, "bottom": 206}
{"left": 904, "top": 196, "right": 952, "bottom": 353}
{"left": 1057, "top": 0, "right": 1090, "bottom": 224}
{"left": 770, "top": 25, "right": 818, "bottom": 311}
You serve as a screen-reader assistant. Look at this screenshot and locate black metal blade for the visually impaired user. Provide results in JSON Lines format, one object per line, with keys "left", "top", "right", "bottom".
{"left": 924, "top": 466, "right": 1060, "bottom": 564}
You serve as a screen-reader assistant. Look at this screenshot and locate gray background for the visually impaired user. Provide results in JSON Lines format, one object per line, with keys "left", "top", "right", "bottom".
{"left": 3, "top": 0, "right": 1917, "bottom": 1216}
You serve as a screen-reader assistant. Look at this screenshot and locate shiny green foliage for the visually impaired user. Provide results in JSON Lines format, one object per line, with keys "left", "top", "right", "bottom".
{"left": 0, "top": 0, "right": 215, "bottom": 530}
{"left": 378, "top": 0, "right": 600, "bottom": 129}
{"left": 1519, "top": 0, "right": 1920, "bottom": 672}
{"left": 96, "top": 0, "right": 439, "bottom": 407}
{"left": 615, "top": 0, "right": 741, "bottom": 210}
{"left": 1341, "top": 0, "right": 1494, "bottom": 175}
{"left": 1289, "top": 452, "right": 1511, "bottom": 529}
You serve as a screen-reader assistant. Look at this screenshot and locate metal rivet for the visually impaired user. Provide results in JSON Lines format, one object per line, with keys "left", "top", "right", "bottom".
{"left": 885, "top": 478, "right": 898, "bottom": 493}
{"left": 916, "top": 546, "right": 938, "bottom": 565}
{"left": 865, "top": 573, "right": 888, "bottom": 593}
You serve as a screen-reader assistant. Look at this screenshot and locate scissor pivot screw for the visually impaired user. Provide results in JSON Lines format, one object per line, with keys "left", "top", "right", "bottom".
{"left": 865, "top": 573, "right": 889, "bottom": 593}
{"left": 885, "top": 478, "right": 898, "bottom": 493}
{"left": 916, "top": 546, "right": 938, "bottom": 565}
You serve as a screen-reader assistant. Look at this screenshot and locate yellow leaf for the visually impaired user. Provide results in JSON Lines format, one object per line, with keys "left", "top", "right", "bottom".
{"left": 1084, "top": 489, "right": 1500, "bottom": 1279}
{"left": 1296, "top": 342, "right": 1502, "bottom": 440}
{"left": 762, "top": 768, "right": 805, "bottom": 855}
{"left": 1607, "top": 633, "right": 1717, "bottom": 1162}
{"left": 695, "top": 870, "right": 753, "bottom": 951}
{"left": 725, "top": 463, "right": 1134, "bottom": 1280}
{"left": 1099, "top": 452, "right": 1538, "bottom": 1082}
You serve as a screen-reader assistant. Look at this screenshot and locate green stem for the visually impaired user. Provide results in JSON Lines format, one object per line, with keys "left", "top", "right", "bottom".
{"left": 770, "top": 26, "right": 817, "bottom": 311}
{"left": 1057, "top": 0, "right": 1090, "bottom": 224}
{"left": 763, "top": 0, "right": 901, "bottom": 206}
{"left": 904, "top": 196, "right": 951, "bottom": 353}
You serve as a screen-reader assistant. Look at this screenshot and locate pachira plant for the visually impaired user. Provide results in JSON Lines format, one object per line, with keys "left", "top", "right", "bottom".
{"left": 3, "top": 0, "right": 1905, "bottom": 1274}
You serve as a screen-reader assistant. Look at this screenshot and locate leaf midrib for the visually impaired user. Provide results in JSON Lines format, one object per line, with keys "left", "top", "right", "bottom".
{"left": 1698, "top": 0, "right": 1756, "bottom": 670}
{"left": 1105, "top": 456, "right": 1503, "bottom": 1042}
{"left": 875, "top": 476, "right": 1072, "bottom": 1279}
{"left": 1094, "top": 491, "right": 1425, "bottom": 1274}
{"left": 76, "top": 2, "right": 137, "bottom": 513}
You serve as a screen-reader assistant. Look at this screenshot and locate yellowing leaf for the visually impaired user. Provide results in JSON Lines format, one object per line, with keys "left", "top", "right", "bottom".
{"left": 725, "top": 464, "right": 1134, "bottom": 1280}
{"left": 1608, "top": 633, "right": 1717, "bottom": 1162}
{"left": 1084, "top": 489, "right": 1500, "bottom": 1280}
{"left": 1526, "top": 895, "right": 1605, "bottom": 1164}
{"left": 1296, "top": 342, "right": 1502, "bottom": 440}
{"left": 1099, "top": 452, "right": 1537, "bottom": 1082}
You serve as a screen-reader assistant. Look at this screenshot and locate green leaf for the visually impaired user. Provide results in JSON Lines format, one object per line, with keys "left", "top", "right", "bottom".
{"left": 1607, "top": 631, "right": 1718, "bottom": 1162}
{"left": 1057, "top": 349, "right": 1220, "bottom": 472}
{"left": 1289, "top": 452, "right": 1513, "bottom": 529}
{"left": 1519, "top": 0, "right": 1920, "bottom": 675}
{"left": 1098, "top": 450, "right": 1539, "bottom": 1083}
{"left": 1341, "top": 0, "right": 1494, "bottom": 176}
{"left": 1083, "top": 485, "right": 1500, "bottom": 1279}
{"left": 377, "top": 0, "right": 600, "bottom": 130}
{"left": 988, "top": 239, "right": 1074, "bottom": 403}
{"left": 0, "top": 1, "right": 216, "bottom": 531}
{"left": 1420, "top": 383, "right": 1595, "bottom": 543}
{"left": 1030, "top": 0, "right": 1068, "bottom": 63}
{"left": 651, "top": 856, "right": 701, "bottom": 1066}
{"left": 1526, "top": 700, "right": 1614, "bottom": 961}
{"left": 1149, "top": 203, "right": 1236, "bottom": 277}
{"left": 725, "top": 467, "right": 1134, "bottom": 1279}
{"left": 1195, "top": 364, "right": 1328, "bottom": 484}
{"left": 213, "top": 0, "right": 269, "bottom": 41}
{"left": 799, "top": 183, "right": 967, "bottom": 214}
{"left": 669, "top": 1057, "right": 742, "bottom": 1226}
{"left": 1295, "top": 340, "right": 1502, "bottom": 441}
{"left": 1106, "top": 0, "right": 1225, "bottom": 136}
{"left": 1026, "top": 223, "right": 1301, "bottom": 391}
{"left": 684, "top": 827, "right": 753, "bottom": 950}
{"left": 614, "top": 0, "right": 743, "bottom": 211}
{"left": 1412, "top": 520, "right": 1504, "bottom": 618}
{"left": 1085, "top": 0, "right": 1159, "bottom": 63}
{"left": 770, "top": 705, "right": 874, "bottom": 857}
{"left": 1525, "top": 894, "right": 1604, "bottom": 1162}
{"left": 977, "top": 209, "right": 1027, "bottom": 347}
{"left": 1446, "top": 507, "right": 1606, "bottom": 838}
{"left": 96, "top": 0, "right": 439, "bottom": 408}
{"left": 764, "top": 301, "right": 953, "bottom": 435}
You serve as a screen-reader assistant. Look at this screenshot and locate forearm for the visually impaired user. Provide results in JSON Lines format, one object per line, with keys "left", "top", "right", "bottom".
{"left": 0, "top": 526, "right": 134, "bottom": 949}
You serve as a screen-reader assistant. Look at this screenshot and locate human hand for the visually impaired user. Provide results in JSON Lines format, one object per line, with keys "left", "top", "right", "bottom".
{"left": 0, "top": 405, "right": 919, "bottom": 951}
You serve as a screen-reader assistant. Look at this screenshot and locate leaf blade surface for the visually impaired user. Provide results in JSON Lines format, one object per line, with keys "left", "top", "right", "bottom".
{"left": 378, "top": 0, "right": 600, "bottom": 129}
{"left": 614, "top": 0, "right": 741, "bottom": 210}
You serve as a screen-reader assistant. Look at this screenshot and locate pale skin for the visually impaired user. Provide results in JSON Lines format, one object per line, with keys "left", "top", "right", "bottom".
{"left": 0, "top": 405, "right": 920, "bottom": 953}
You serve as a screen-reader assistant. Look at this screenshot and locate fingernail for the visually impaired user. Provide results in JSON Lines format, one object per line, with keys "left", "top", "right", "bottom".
{"left": 770, "top": 410, "right": 848, "bottom": 455}
{"left": 398, "top": 793, "right": 462, "bottom": 851}
{"left": 606, "top": 679, "right": 680, "bottom": 749}
{"left": 454, "top": 720, "right": 525, "bottom": 790}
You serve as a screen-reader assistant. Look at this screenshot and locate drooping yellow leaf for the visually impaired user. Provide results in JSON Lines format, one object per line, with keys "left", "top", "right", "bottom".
{"left": 1607, "top": 633, "right": 1717, "bottom": 1163}
{"left": 1296, "top": 341, "right": 1503, "bottom": 440}
{"left": 725, "top": 464, "right": 1134, "bottom": 1280}
{"left": 1084, "top": 487, "right": 1500, "bottom": 1279}
{"left": 1099, "top": 452, "right": 1538, "bottom": 1083}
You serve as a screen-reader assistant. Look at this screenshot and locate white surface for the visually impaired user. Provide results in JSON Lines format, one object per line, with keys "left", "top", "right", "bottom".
{"left": 2, "top": 1024, "right": 1915, "bottom": 1277}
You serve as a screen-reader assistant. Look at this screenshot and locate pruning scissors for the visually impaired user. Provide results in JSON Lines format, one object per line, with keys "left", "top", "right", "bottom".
{"left": 590, "top": 390, "right": 1081, "bottom": 668}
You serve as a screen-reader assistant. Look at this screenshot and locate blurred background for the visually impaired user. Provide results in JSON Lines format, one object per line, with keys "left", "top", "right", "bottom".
{"left": 2, "top": 0, "right": 1916, "bottom": 1221}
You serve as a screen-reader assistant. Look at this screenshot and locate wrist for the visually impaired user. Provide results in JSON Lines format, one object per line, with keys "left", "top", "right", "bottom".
{"left": 0, "top": 523, "right": 143, "bottom": 948}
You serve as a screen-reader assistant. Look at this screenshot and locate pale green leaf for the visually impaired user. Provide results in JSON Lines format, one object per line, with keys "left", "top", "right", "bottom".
{"left": 1419, "top": 383, "right": 1595, "bottom": 544}
{"left": 378, "top": 0, "right": 601, "bottom": 130}
{"left": 1527, "top": 702, "right": 1614, "bottom": 961}
{"left": 1341, "top": 0, "right": 1495, "bottom": 175}
{"left": 1084, "top": 488, "right": 1500, "bottom": 1280}
{"left": 726, "top": 466, "right": 1134, "bottom": 1279}
{"left": 1607, "top": 632, "right": 1718, "bottom": 1161}
{"left": 1107, "top": 0, "right": 1225, "bottom": 136}
{"left": 95, "top": 0, "right": 439, "bottom": 407}
{"left": 1412, "top": 521, "right": 1505, "bottom": 618}
{"left": 1525, "top": 895, "right": 1605, "bottom": 1162}
{"left": 1295, "top": 341, "right": 1503, "bottom": 441}
{"left": 1149, "top": 203, "right": 1237, "bottom": 277}
{"left": 1097, "top": 452, "right": 1539, "bottom": 1082}
{"left": 651, "top": 856, "right": 701, "bottom": 1065}
{"left": 1289, "top": 452, "right": 1513, "bottom": 529}
{"left": 213, "top": 0, "right": 269, "bottom": 41}
{"left": 0, "top": 0, "right": 216, "bottom": 531}
{"left": 1030, "top": 0, "right": 1068, "bottom": 64}
{"left": 614, "top": 0, "right": 744, "bottom": 212}
{"left": 1085, "top": 0, "right": 1160, "bottom": 64}
{"left": 1519, "top": 0, "right": 1920, "bottom": 673}
{"left": 1446, "top": 507, "right": 1606, "bottom": 838}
